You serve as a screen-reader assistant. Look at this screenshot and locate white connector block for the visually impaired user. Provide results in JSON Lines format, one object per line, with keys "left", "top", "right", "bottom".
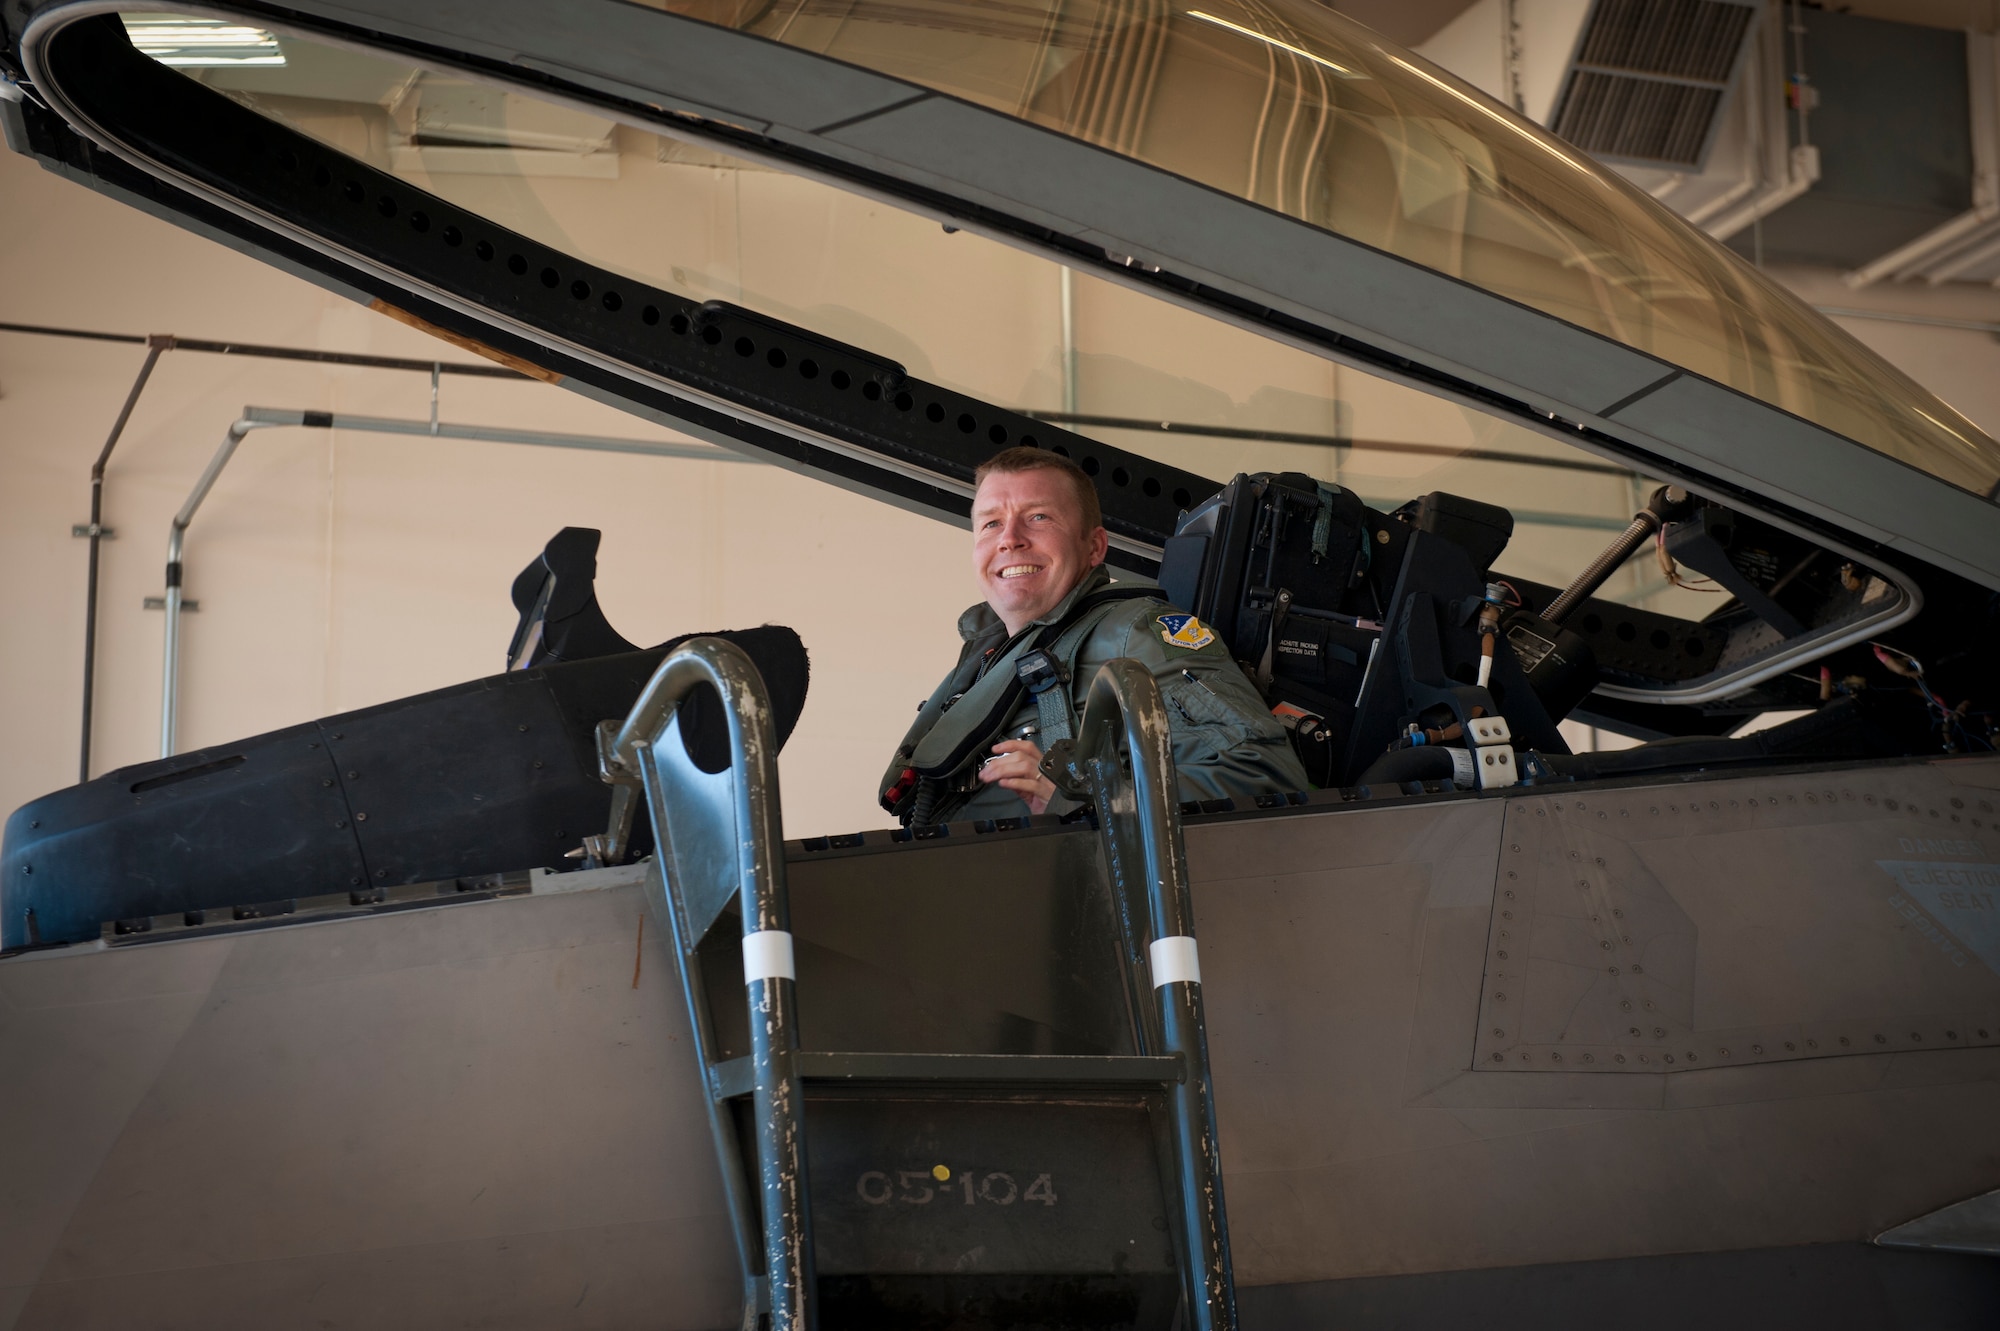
{"left": 1475, "top": 744, "right": 1518, "bottom": 790}
{"left": 1467, "top": 715, "right": 1513, "bottom": 748}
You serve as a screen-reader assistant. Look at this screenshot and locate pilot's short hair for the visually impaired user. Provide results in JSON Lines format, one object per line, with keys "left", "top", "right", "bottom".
{"left": 973, "top": 446, "right": 1103, "bottom": 532}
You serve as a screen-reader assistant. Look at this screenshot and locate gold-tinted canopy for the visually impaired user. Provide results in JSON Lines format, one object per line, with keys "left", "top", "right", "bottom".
{"left": 645, "top": 0, "right": 1998, "bottom": 499}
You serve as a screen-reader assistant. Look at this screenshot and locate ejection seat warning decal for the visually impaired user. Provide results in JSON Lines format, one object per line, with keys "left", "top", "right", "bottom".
{"left": 1876, "top": 840, "right": 2000, "bottom": 974}
{"left": 1158, "top": 613, "right": 1215, "bottom": 650}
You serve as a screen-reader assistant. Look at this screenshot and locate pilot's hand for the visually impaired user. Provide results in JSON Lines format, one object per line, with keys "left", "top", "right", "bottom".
{"left": 979, "top": 739, "right": 1055, "bottom": 815}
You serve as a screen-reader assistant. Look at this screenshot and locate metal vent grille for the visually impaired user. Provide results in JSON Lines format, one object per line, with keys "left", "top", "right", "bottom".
{"left": 1557, "top": 71, "right": 1724, "bottom": 165}
{"left": 1551, "top": 0, "right": 1758, "bottom": 168}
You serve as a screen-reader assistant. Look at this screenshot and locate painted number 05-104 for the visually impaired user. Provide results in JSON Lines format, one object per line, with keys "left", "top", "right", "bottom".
{"left": 856, "top": 1168, "right": 1056, "bottom": 1207}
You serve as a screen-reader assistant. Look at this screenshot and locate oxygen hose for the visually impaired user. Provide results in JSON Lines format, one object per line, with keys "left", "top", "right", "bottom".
{"left": 1357, "top": 746, "right": 1458, "bottom": 789}
{"left": 909, "top": 781, "right": 940, "bottom": 829}
{"left": 1542, "top": 485, "right": 1697, "bottom": 627}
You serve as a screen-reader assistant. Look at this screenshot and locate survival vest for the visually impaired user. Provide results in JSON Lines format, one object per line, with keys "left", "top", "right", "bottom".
{"left": 881, "top": 585, "right": 1160, "bottom": 826}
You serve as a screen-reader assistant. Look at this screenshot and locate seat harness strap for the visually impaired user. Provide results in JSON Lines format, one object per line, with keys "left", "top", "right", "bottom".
{"left": 908, "top": 586, "right": 1156, "bottom": 782}
{"left": 1015, "top": 648, "right": 1073, "bottom": 745}
{"left": 880, "top": 586, "right": 1162, "bottom": 825}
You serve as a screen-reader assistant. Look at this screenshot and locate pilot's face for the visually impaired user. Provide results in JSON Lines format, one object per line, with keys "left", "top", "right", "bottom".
{"left": 972, "top": 467, "right": 1109, "bottom": 636}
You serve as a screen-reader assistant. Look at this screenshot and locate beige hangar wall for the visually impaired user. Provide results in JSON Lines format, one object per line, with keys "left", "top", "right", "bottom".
{"left": 0, "top": 143, "right": 976, "bottom": 840}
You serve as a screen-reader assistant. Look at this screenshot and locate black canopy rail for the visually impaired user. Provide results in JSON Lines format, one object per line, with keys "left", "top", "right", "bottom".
{"left": 27, "top": 15, "right": 1222, "bottom": 565}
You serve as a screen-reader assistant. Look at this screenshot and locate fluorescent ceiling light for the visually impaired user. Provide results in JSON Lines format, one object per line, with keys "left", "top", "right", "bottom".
{"left": 121, "top": 14, "right": 286, "bottom": 66}
{"left": 1185, "top": 10, "right": 1361, "bottom": 79}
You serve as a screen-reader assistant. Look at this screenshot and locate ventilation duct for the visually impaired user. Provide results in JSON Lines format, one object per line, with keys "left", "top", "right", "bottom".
{"left": 1682, "top": 9, "right": 1994, "bottom": 285}
{"left": 1548, "top": 0, "right": 1759, "bottom": 169}
{"left": 1419, "top": 2, "right": 1817, "bottom": 246}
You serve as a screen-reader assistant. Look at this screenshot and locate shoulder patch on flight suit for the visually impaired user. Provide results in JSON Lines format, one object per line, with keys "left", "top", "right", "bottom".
{"left": 1157, "top": 613, "right": 1216, "bottom": 650}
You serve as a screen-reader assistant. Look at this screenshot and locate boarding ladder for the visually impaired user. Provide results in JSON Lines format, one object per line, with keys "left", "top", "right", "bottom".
{"left": 591, "top": 638, "right": 1236, "bottom": 1330}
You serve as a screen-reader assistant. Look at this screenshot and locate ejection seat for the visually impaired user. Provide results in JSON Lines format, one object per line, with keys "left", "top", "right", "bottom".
{"left": 591, "top": 637, "right": 1237, "bottom": 1330}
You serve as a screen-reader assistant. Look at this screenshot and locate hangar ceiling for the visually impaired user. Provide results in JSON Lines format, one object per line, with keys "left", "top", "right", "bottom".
{"left": 1331, "top": 0, "right": 1483, "bottom": 47}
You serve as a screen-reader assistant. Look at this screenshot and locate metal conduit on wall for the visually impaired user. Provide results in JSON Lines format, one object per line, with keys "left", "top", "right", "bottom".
{"left": 158, "top": 405, "right": 758, "bottom": 758}
{"left": 0, "top": 320, "right": 530, "bottom": 781}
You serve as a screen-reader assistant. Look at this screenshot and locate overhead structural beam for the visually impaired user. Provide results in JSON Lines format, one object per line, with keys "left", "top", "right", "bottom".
{"left": 158, "top": 405, "right": 754, "bottom": 757}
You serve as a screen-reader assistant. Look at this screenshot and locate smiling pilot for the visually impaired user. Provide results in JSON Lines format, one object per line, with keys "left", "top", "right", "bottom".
{"left": 880, "top": 447, "right": 1307, "bottom": 826}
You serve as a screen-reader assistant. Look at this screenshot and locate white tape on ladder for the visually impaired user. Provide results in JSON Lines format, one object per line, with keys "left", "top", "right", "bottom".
{"left": 742, "top": 930, "right": 796, "bottom": 984}
{"left": 1150, "top": 935, "right": 1201, "bottom": 987}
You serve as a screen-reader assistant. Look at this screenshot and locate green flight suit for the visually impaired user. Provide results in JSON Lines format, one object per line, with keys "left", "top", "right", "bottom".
{"left": 883, "top": 566, "right": 1310, "bottom": 823}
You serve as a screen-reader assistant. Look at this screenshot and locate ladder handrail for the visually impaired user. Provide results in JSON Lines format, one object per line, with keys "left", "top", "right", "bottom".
{"left": 1056, "top": 657, "right": 1239, "bottom": 1331}
{"left": 606, "top": 644, "right": 1230, "bottom": 1331}
{"left": 614, "top": 637, "right": 815, "bottom": 1331}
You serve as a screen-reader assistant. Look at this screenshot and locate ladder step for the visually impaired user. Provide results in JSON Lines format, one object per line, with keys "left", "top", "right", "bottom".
{"left": 709, "top": 1051, "right": 1183, "bottom": 1100}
